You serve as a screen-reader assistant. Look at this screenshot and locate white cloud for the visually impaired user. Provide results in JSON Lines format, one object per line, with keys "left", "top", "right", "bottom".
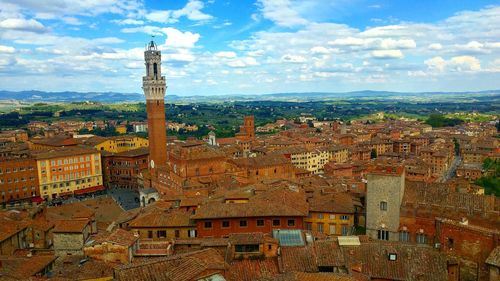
{"left": 121, "top": 25, "right": 162, "bottom": 35}
{"left": 173, "top": 0, "right": 213, "bottom": 21}
{"left": 161, "top": 27, "right": 200, "bottom": 49}
{"left": 329, "top": 37, "right": 415, "bottom": 50}
{"left": 310, "top": 46, "right": 330, "bottom": 54}
{"left": 425, "top": 55, "right": 481, "bottom": 72}
{"left": 146, "top": 0, "right": 212, "bottom": 24}
{"left": 226, "top": 57, "right": 259, "bottom": 68}
{"left": 281, "top": 54, "right": 307, "bottom": 63}
{"left": 1, "top": 0, "right": 145, "bottom": 18}
{"left": 329, "top": 37, "right": 364, "bottom": 46}
{"left": 257, "top": 0, "right": 308, "bottom": 27}
{"left": 428, "top": 43, "right": 443, "bottom": 50}
{"left": 62, "top": 17, "right": 83, "bottom": 25}
{"left": 450, "top": 55, "right": 481, "bottom": 71}
{"left": 370, "top": 49, "right": 403, "bottom": 59}
{"left": 146, "top": 10, "right": 173, "bottom": 23}
{"left": 0, "top": 18, "right": 46, "bottom": 32}
{"left": 215, "top": 51, "right": 237, "bottom": 59}
{"left": 425, "top": 56, "right": 446, "bottom": 71}
{"left": 0, "top": 45, "right": 15, "bottom": 53}
{"left": 112, "top": 18, "right": 144, "bottom": 25}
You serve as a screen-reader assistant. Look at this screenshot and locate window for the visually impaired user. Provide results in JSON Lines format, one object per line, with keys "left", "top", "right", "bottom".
{"left": 148, "top": 231, "right": 153, "bottom": 238}
{"left": 306, "top": 223, "right": 312, "bottom": 231}
{"left": 341, "top": 225, "right": 349, "bottom": 236}
{"left": 416, "top": 233, "right": 427, "bottom": 244}
{"left": 256, "top": 219, "right": 264, "bottom": 227}
{"left": 317, "top": 223, "right": 324, "bottom": 233}
{"left": 204, "top": 221, "right": 212, "bottom": 229}
{"left": 340, "top": 215, "right": 349, "bottom": 220}
{"left": 235, "top": 244, "right": 259, "bottom": 253}
{"left": 222, "top": 221, "right": 230, "bottom": 228}
{"left": 399, "top": 231, "right": 409, "bottom": 242}
{"left": 377, "top": 230, "right": 389, "bottom": 240}
{"left": 188, "top": 229, "right": 197, "bottom": 238}
{"left": 272, "top": 219, "right": 280, "bottom": 226}
{"left": 157, "top": 230, "right": 166, "bottom": 238}
{"left": 317, "top": 213, "right": 323, "bottom": 219}
{"left": 447, "top": 237, "right": 454, "bottom": 249}
{"left": 175, "top": 230, "right": 180, "bottom": 238}
{"left": 287, "top": 219, "right": 295, "bottom": 227}
{"left": 329, "top": 214, "right": 335, "bottom": 220}
{"left": 239, "top": 220, "right": 248, "bottom": 227}
{"left": 380, "top": 201, "right": 388, "bottom": 211}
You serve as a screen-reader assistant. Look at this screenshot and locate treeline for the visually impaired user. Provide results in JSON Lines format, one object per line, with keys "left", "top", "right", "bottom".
{"left": 425, "top": 114, "right": 464, "bottom": 127}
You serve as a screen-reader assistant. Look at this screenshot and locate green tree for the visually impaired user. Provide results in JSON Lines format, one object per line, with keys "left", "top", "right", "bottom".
{"left": 453, "top": 138, "right": 460, "bottom": 156}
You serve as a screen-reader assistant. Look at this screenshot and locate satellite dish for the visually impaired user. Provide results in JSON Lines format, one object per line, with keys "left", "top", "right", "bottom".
{"left": 150, "top": 159, "right": 155, "bottom": 169}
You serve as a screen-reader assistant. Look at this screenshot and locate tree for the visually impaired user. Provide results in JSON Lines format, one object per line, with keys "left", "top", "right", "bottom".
{"left": 370, "top": 149, "right": 377, "bottom": 159}
{"left": 453, "top": 138, "right": 460, "bottom": 156}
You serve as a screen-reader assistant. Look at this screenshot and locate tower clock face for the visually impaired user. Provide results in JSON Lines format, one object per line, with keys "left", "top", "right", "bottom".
{"left": 150, "top": 159, "right": 155, "bottom": 169}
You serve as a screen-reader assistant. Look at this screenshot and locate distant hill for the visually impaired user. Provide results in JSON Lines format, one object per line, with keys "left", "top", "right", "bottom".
{"left": 0, "top": 89, "right": 499, "bottom": 103}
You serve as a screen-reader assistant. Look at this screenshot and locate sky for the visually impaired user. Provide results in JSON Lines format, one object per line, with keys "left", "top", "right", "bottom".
{"left": 0, "top": 0, "right": 499, "bottom": 96}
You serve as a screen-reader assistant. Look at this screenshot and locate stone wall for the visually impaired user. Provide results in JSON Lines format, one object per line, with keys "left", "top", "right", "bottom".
{"left": 366, "top": 172, "right": 405, "bottom": 241}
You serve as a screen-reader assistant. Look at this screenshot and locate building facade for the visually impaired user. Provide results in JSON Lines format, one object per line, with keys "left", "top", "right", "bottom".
{"left": 366, "top": 166, "right": 405, "bottom": 242}
{"left": 33, "top": 147, "right": 103, "bottom": 200}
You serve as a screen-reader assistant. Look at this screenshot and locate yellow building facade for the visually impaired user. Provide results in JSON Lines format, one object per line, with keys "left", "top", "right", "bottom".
{"left": 33, "top": 147, "right": 103, "bottom": 200}
{"left": 304, "top": 211, "right": 354, "bottom": 236}
{"left": 93, "top": 136, "right": 149, "bottom": 153}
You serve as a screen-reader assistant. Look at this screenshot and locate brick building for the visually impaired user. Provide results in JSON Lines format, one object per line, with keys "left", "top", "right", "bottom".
{"left": 102, "top": 147, "right": 149, "bottom": 189}
{"left": 192, "top": 187, "right": 308, "bottom": 238}
{"left": 0, "top": 144, "right": 40, "bottom": 204}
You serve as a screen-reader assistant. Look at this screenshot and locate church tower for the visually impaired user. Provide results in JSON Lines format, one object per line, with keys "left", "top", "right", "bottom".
{"left": 143, "top": 40, "right": 167, "bottom": 175}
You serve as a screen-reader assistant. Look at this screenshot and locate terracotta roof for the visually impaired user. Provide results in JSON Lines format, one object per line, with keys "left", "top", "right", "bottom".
{"left": 129, "top": 208, "right": 194, "bottom": 228}
{"left": 273, "top": 272, "right": 357, "bottom": 281}
{"left": 308, "top": 192, "right": 356, "bottom": 214}
{"left": 31, "top": 146, "right": 98, "bottom": 159}
{"left": 114, "top": 249, "right": 226, "bottom": 281}
{"left": 228, "top": 233, "right": 274, "bottom": 245}
{"left": 51, "top": 255, "right": 116, "bottom": 280}
{"left": 0, "top": 253, "right": 57, "bottom": 279}
{"left": 193, "top": 187, "right": 308, "bottom": 220}
{"left": 96, "top": 229, "right": 138, "bottom": 247}
{"left": 230, "top": 154, "right": 291, "bottom": 169}
{"left": 227, "top": 259, "right": 280, "bottom": 281}
{"left": 280, "top": 246, "right": 318, "bottom": 273}
{"left": 106, "top": 147, "right": 149, "bottom": 157}
{"left": 53, "top": 219, "right": 90, "bottom": 233}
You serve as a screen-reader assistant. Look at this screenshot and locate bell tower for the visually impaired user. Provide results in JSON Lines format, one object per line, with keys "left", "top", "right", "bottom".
{"left": 143, "top": 40, "right": 167, "bottom": 175}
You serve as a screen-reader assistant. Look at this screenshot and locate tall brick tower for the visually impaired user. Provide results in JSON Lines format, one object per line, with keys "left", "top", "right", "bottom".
{"left": 243, "top": 116, "right": 255, "bottom": 139}
{"left": 143, "top": 40, "right": 167, "bottom": 175}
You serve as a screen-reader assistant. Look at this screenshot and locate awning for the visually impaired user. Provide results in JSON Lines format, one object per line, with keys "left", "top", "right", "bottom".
{"left": 59, "top": 191, "right": 74, "bottom": 197}
{"left": 74, "top": 185, "right": 105, "bottom": 195}
{"left": 31, "top": 196, "right": 44, "bottom": 203}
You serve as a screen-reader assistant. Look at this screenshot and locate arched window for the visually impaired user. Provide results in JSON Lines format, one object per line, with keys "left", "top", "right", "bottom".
{"left": 153, "top": 63, "right": 158, "bottom": 79}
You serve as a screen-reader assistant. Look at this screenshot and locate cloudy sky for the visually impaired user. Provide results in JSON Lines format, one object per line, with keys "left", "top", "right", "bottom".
{"left": 0, "top": 0, "right": 499, "bottom": 96}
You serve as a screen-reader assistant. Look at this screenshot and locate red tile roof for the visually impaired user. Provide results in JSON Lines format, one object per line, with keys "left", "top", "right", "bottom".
{"left": 114, "top": 248, "right": 226, "bottom": 281}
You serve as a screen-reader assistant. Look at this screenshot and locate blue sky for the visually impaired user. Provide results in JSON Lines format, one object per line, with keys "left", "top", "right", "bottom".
{"left": 0, "top": 0, "right": 499, "bottom": 96}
